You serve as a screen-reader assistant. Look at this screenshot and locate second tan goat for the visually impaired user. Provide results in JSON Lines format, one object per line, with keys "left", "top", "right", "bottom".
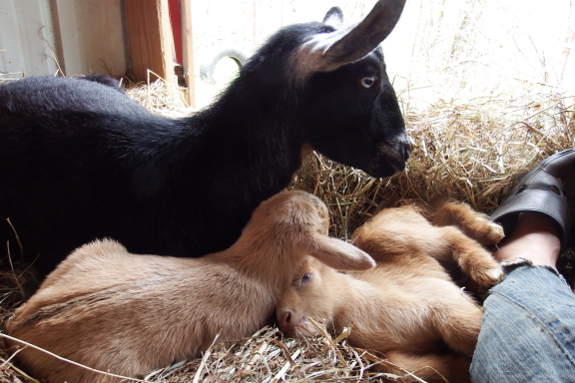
{"left": 276, "top": 200, "right": 504, "bottom": 383}
{"left": 5, "top": 190, "right": 375, "bottom": 383}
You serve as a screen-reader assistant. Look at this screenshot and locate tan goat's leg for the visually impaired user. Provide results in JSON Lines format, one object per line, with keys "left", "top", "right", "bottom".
{"left": 431, "top": 294, "right": 484, "bottom": 355}
{"left": 378, "top": 350, "right": 473, "bottom": 383}
{"left": 433, "top": 201, "right": 504, "bottom": 245}
{"left": 437, "top": 226, "right": 503, "bottom": 287}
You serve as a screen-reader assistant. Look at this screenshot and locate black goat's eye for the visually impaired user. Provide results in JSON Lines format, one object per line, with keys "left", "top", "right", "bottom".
{"left": 360, "top": 76, "right": 376, "bottom": 88}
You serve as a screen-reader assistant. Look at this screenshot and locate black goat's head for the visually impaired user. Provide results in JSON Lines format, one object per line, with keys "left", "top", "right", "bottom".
{"left": 297, "top": 0, "right": 410, "bottom": 178}
{"left": 241, "top": 0, "right": 410, "bottom": 178}
{"left": 297, "top": 44, "right": 410, "bottom": 178}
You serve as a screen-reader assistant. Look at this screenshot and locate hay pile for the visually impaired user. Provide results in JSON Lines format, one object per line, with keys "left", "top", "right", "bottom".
{"left": 129, "top": 324, "right": 421, "bottom": 383}
{"left": 0, "top": 78, "right": 574, "bottom": 383}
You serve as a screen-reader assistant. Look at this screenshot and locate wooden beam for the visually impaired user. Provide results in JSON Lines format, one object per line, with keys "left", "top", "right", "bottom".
{"left": 181, "top": 0, "right": 196, "bottom": 107}
{"left": 124, "top": 0, "right": 175, "bottom": 86}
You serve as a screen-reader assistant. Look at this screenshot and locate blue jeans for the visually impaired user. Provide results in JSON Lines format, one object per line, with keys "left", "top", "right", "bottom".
{"left": 471, "top": 261, "right": 575, "bottom": 382}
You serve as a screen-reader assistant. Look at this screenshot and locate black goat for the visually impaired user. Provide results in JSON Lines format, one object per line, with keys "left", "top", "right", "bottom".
{"left": 0, "top": 0, "right": 410, "bottom": 274}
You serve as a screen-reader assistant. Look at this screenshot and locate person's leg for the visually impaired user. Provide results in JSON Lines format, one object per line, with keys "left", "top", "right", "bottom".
{"left": 493, "top": 212, "right": 561, "bottom": 266}
{"left": 471, "top": 265, "right": 575, "bottom": 382}
{"left": 471, "top": 214, "right": 575, "bottom": 382}
{"left": 471, "top": 149, "right": 575, "bottom": 383}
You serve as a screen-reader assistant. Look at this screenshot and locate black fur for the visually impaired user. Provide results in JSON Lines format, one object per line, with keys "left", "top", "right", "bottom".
{"left": 0, "top": 17, "right": 409, "bottom": 275}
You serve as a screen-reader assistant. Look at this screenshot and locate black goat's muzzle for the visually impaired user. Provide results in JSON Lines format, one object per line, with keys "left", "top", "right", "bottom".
{"left": 367, "top": 136, "right": 411, "bottom": 178}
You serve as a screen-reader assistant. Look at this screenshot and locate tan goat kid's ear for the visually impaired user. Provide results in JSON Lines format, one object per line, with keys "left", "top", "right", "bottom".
{"left": 308, "top": 235, "right": 375, "bottom": 271}
{"left": 293, "top": 0, "right": 406, "bottom": 77}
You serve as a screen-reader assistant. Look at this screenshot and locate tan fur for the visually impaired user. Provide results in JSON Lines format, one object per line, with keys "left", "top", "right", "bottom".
{"left": 5, "top": 190, "right": 375, "bottom": 383}
{"left": 277, "top": 201, "right": 504, "bottom": 383}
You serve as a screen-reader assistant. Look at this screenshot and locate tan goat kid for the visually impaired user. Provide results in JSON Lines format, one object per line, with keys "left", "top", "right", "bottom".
{"left": 5, "top": 190, "right": 375, "bottom": 383}
{"left": 277, "top": 201, "right": 505, "bottom": 383}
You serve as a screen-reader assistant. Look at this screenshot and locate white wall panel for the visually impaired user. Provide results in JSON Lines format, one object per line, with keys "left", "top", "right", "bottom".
{"left": 0, "top": 0, "right": 59, "bottom": 78}
{"left": 52, "top": 0, "right": 127, "bottom": 77}
{"left": 0, "top": 0, "right": 127, "bottom": 79}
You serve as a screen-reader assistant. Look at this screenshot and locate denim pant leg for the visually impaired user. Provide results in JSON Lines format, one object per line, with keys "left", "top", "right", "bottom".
{"left": 471, "top": 262, "right": 575, "bottom": 383}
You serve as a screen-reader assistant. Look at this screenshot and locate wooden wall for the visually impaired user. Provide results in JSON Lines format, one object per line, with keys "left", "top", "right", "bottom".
{"left": 0, "top": 0, "right": 195, "bottom": 105}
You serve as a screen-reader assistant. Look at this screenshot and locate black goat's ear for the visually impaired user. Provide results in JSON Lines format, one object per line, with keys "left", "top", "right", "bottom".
{"left": 322, "top": 0, "right": 405, "bottom": 65}
{"left": 292, "top": 0, "right": 405, "bottom": 81}
{"left": 322, "top": 6, "right": 344, "bottom": 28}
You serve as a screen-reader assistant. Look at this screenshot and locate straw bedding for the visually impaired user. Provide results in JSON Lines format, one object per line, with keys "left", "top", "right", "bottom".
{"left": 0, "top": 79, "right": 573, "bottom": 382}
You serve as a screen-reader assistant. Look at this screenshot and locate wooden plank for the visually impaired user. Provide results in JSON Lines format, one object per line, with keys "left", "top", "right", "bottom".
{"left": 181, "top": 0, "right": 195, "bottom": 107}
{"left": 124, "top": 0, "right": 175, "bottom": 86}
{"left": 168, "top": 0, "right": 183, "bottom": 65}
